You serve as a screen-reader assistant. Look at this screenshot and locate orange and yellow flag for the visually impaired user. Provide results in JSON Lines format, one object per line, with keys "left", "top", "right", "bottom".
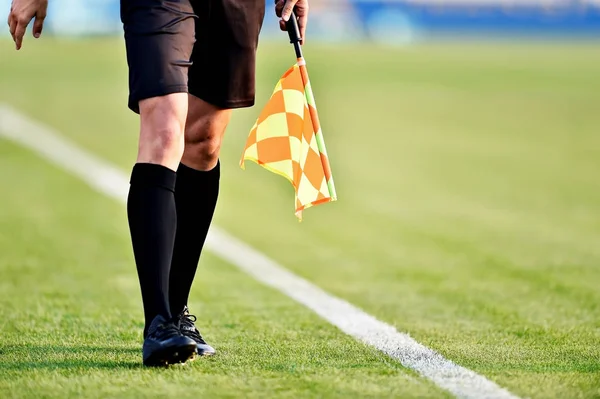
{"left": 240, "top": 58, "right": 337, "bottom": 220}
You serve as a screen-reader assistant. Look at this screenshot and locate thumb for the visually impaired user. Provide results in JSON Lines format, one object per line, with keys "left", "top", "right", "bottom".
{"left": 32, "top": 13, "right": 45, "bottom": 38}
{"left": 281, "top": 0, "right": 297, "bottom": 21}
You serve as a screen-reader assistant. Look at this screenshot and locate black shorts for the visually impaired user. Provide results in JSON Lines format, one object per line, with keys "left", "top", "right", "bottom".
{"left": 120, "top": 0, "right": 266, "bottom": 113}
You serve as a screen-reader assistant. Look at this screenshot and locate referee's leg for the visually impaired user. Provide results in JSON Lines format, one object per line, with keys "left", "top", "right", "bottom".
{"left": 121, "top": 0, "right": 198, "bottom": 366}
{"left": 167, "top": 0, "right": 266, "bottom": 356}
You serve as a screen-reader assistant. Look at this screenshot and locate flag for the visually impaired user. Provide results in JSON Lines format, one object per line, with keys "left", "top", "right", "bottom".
{"left": 240, "top": 58, "right": 337, "bottom": 220}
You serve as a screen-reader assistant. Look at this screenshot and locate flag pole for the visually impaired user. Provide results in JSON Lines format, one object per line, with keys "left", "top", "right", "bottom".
{"left": 285, "top": 11, "right": 338, "bottom": 200}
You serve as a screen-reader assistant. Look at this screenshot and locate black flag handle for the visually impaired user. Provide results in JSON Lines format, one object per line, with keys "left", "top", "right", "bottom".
{"left": 285, "top": 10, "right": 303, "bottom": 59}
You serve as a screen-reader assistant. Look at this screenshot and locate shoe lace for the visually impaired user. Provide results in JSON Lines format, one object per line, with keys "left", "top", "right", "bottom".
{"left": 179, "top": 313, "right": 207, "bottom": 344}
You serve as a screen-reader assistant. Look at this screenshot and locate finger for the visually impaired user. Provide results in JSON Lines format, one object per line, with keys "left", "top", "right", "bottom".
{"left": 279, "top": 19, "right": 286, "bottom": 31}
{"left": 281, "top": 0, "right": 297, "bottom": 21}
{"left": 8, "top": 14, "right": 16, "bottom": 42}
{"left": 298, "top": 13, "right": 308, "bottom": 44}
{"left": 275, "top": 0, "right": 284, "bottom": 17}
{"left": 8, "top": 12, "right": 15, "bottom": 33}
{"left": 33, "top": 13, "right": 46, "bottom": 38}
{"left": 14, "top": 20, "right": 28, "bottom": 50}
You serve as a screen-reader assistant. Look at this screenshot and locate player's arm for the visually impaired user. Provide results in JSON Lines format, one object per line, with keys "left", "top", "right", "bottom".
{"left": 7, "top": 0, "right": 48, "bottom": 50}
{"left": 275, "top": 0, "right": 309, "bottom": 43}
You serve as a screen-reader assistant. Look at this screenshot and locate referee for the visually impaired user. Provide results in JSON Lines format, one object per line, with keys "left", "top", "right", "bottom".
{"left": 8, "top": 0, "right": 309, "bottom": 367}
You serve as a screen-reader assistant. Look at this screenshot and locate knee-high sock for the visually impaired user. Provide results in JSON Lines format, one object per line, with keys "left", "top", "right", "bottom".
{"left": 127, "top": 163, "right": 177, "bottom": 336}
{"left": 169, "top": 161, "right": 220, "bottom": 315}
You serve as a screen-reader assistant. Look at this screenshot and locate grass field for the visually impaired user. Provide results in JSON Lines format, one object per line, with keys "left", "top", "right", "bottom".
{"left": 0, "top": 37, "right": 599, "bottom": 398}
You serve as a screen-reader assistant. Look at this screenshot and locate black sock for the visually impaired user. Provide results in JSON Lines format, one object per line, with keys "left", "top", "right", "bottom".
{"left": 169, "top": 160, "right": 220, "bottom": 315}
{"left": 127, "top": 163, "right": 177, "bottom": 337}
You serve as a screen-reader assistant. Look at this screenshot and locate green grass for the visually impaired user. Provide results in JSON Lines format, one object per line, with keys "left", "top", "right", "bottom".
{"left": 0, "top": 140, "right": 446, "bottom": 398}
{"left": 1, "top": 37, "right": 600, "bottom": 398}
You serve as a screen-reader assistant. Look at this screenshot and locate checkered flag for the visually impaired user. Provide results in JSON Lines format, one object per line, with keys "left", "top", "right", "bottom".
{"left": 240, "top": 16, "right": 337, "bottom": 220}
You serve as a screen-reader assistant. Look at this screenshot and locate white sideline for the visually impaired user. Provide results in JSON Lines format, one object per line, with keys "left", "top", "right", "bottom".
{"left": 0, "top": 104, "right": 519, "bottom": 399}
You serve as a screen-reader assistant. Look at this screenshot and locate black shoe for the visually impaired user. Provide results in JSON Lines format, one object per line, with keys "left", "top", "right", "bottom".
{"left": 142, "top": 315, "right": 197, "bottom": 367}
{"left": 176, "top": 306, "right": 216, "bottom": 356}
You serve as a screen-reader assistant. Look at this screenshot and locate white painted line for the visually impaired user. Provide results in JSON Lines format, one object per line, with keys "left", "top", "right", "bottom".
{"left": 0, "top": 104, "right": 519, "bottom": 399}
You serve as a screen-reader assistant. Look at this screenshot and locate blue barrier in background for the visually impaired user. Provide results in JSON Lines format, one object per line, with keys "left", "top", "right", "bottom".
{"left": 1, "top": 0, "right": 599, "bottom": 43}
{"left": 352, "top": 1, "right": 600, "bottom": 40}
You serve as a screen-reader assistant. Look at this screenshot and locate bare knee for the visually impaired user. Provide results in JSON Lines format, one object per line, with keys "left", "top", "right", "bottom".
{"left": 185, "top": 131, "right": 222, "bottom": 170}
{"left": 182, "top": 96, "right": 232, "bottom": 171}
{"left": 137, "top": 94, "right": 188, "bottom": 170}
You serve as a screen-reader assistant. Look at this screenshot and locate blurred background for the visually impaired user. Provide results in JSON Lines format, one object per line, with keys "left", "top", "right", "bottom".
{"left": 2, "top": 0, "right": 600, "bottom": 42}
{"left": 0, "top": 1, "right": 599, "bottom": 398}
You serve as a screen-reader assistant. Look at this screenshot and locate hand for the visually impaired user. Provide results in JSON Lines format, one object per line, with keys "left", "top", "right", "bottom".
{"left": 7, "top": 0, "right": 48, "bottom": 50}
{"left": 275, "top": 0, "right": 308, "bottom": 44}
